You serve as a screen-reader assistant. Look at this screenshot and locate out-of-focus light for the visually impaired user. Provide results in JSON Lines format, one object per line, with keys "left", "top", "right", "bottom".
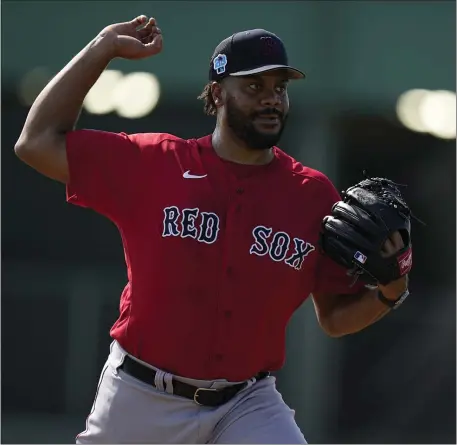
{"left": 82, "top": 70, "right": 161, "bottom": 118}
{"left": 112, "top": 72, "right": 160, "bottom": 119}
{"left": 83, "top": 70, "right": 123, "bottom": 115}
{"left": 18, "top": 67, "right": 52, "bottom": 106}
{"left": 418, "top": 90, "right": 456, "bottom": 140}
{"left": 396, "top": 89, "right": 430, "bottom": 133}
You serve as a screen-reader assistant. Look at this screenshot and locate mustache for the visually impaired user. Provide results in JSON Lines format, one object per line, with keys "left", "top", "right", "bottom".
{"left": 252, "top": 108, "right": 285, "bottom": 120}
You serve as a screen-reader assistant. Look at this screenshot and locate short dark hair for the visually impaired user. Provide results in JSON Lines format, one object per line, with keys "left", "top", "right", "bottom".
{"left": 197, "top": 82, "right": 217, "bottom": 116}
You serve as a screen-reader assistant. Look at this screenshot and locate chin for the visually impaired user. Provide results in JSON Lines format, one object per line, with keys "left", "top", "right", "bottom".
{"left": 247, "top": 135, "right": 282, "bottom": 150}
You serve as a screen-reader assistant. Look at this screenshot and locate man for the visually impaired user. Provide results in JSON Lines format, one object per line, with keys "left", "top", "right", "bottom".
{"left": 15, "top": 16, "right": 409, "bottom": 444}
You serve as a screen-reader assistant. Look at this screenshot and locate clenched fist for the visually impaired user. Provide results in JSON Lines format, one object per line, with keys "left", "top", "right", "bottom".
{"left": 99, "top": 15, "right": 163, "bottom": 60}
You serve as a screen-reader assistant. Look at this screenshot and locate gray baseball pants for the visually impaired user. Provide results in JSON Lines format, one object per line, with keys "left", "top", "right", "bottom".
{"left": 75, "top": 341, "right": 307, "bottom": 444}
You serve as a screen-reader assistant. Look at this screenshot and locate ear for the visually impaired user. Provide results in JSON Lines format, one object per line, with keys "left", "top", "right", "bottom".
{"left": 211, "top": 82, "right": 224, "bottom": 108}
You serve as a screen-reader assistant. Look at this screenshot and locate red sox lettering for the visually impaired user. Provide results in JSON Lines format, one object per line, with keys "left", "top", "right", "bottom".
{"left": 249, "top": 225, "right": 315, "bottom": 270}
{"left": 163, "top": 206, "right": 315, "bottom": 270}
{"left": 162, "top": 206, "right": 220, "bottom": 244}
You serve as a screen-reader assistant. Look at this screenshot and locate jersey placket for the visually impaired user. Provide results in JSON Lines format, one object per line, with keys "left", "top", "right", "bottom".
{"left": 211, "top": 178, "right": 247, "bottom": 374}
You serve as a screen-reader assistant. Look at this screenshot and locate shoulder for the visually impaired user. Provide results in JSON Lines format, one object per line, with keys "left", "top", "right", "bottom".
{"left": 127, "top": 132, "right": 192, "bottom": 152}
{"left": 273, "top": 146, "right": 341, "bottom": 201}
{"left": 66, "top": 130, "right": 191, "bottom": 156}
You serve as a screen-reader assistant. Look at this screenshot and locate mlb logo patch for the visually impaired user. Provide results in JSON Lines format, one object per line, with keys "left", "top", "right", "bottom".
{"left": 354, "top": 251, "right": 367, "bottom": 264}
{"left": 213, "top": 54, "right": 227, "bottom": 75}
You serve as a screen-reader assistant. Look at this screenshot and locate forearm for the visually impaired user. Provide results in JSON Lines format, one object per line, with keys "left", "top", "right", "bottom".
{"left": 324, "top": 288, "right": 391, "bottom": 337}
{"left": 17, "top": 34, "right": 115, "bottom": 144}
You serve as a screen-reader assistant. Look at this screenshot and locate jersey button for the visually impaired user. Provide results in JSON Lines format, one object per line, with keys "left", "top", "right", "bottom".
{"left": 224, "top": 310, "right": 232, "bottom": 318}
{"left": 236, "top": 188, "right": 244, "bottom": 194}
{"left": 226, "top": 266, "right": 233, "bottom": 275}
{"left": 215, "top": 354, "right": 223, "bottom": 361}
{"left": 236, "top": 204, "right": 242, "bottom": 212}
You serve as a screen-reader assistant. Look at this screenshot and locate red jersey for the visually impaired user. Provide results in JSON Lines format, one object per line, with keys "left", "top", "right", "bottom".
{"left": 66, "top": 131, "right": 362, "bottom": 381}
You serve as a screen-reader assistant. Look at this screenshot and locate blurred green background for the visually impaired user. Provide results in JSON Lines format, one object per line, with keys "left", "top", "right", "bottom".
{"left": 2, "top": 1, "right": 456, "bottom": 444}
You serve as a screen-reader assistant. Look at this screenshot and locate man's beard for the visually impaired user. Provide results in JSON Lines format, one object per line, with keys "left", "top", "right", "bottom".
{"left": 225, "top": 97, "right": 288, "bottom": 150}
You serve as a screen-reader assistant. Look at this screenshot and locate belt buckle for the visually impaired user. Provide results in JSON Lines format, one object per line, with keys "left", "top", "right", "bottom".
{"left": 193, "top": 387, "right": 218, "bottom": 406}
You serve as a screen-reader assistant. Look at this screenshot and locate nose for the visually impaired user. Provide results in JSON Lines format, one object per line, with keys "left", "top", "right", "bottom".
{"left": 259, "top": 89, "right": 282, "bottom": 108}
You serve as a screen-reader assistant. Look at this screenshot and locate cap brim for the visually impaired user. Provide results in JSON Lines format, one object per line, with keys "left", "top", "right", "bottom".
{"left": 230, "top": 64, "right": 305, "bottom": 80}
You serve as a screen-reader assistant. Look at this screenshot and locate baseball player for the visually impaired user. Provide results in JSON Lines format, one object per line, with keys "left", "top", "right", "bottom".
{"left": 15, "top": 16, "right": 413, "bottom": 444}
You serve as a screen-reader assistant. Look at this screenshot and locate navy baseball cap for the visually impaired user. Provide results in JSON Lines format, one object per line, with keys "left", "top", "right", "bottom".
{"left": 209, "top": 29, "right": 305, "bottom": 81}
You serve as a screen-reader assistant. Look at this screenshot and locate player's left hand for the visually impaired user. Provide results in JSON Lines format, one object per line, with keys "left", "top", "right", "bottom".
{"left": 319, "top": 174, "right": 417, "bottom": 288}
{"left": 378, "top": 231, "right": 408, "bottom": 300}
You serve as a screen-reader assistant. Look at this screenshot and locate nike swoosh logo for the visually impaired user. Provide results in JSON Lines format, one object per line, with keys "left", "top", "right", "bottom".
{"left": 183, "top": 170, "right": 207, "bottom": 179}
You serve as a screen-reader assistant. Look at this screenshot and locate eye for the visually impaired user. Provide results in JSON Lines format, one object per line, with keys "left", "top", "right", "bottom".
{"left": 248, "top": 83, "right": 261, "bottom": 91}
{"left": 275, "top": 85, "right": 287, "bottom": 94}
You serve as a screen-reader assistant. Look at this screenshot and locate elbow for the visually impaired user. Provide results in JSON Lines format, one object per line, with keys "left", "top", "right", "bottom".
{"left": 318, "top": 316, "right": 349, "bottom": 338}
{"left": 14, "top": 145, "right": 29, "bottom": 162}
{"left": 14, "top": 137, "right": 47, "bottom": 175}
{"left": 14, "top": 144, "right": 29, "bottom": 163}
{"left": 327, "top": 331, "right": 347, "bottom": 339}
{"left": 15, "top": 129, "right": 67, "bottom": 162}
{"left": 14, "top": 128, "right": 53, "bottom": 160}
{"left": 323, "top": 326, "right": 347, "bottom": 339}
{"left": 14, "top": 136, "right": 34, "bottom": 161}
{"left": 14, "top": 134, "right": 47, "bottom": 164}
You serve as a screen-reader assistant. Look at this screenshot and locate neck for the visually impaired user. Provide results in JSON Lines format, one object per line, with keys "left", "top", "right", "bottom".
{"left": 211, "top": 125, "right": 274, "bottom": 166}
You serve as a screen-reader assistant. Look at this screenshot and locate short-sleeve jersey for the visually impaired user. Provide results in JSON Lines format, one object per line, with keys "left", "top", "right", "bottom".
{"left": 66, "top": 130, "right": 363, "bottom": 381}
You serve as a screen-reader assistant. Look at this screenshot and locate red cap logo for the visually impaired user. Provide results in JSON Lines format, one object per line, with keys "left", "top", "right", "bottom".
{"left": 260, "top": 36, "right": 276, "bottom": 56}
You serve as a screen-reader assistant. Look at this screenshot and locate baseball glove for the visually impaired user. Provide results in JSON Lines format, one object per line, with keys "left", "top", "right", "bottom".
{"left": 319, "top": 173, "right": 420, "bottom": 286}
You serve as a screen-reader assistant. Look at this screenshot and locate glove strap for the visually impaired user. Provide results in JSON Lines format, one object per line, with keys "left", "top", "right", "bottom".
{"left": 377, "top": 289, "right": 410, "bottom": 310}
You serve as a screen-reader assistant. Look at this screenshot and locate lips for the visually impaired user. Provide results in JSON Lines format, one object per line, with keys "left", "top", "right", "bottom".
{"left": 255, "top": 115, "right": 281, "bottom": 124}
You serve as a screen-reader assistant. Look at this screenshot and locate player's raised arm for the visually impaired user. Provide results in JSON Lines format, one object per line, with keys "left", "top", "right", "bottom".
{"left": 14, "top": 15, "right": 163, "bottom": 184}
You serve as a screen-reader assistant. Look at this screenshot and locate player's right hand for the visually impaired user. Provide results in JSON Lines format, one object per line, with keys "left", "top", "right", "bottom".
{"left": 99, "top": 15, "right": 163, "bottom": 60}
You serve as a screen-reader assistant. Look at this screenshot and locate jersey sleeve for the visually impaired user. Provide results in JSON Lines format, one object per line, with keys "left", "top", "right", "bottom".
{"left": 66, "top": 130, "right": 149, "bottom": 222}
{"left": 312, "top": 175, "right": 366, "bottom": 295}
